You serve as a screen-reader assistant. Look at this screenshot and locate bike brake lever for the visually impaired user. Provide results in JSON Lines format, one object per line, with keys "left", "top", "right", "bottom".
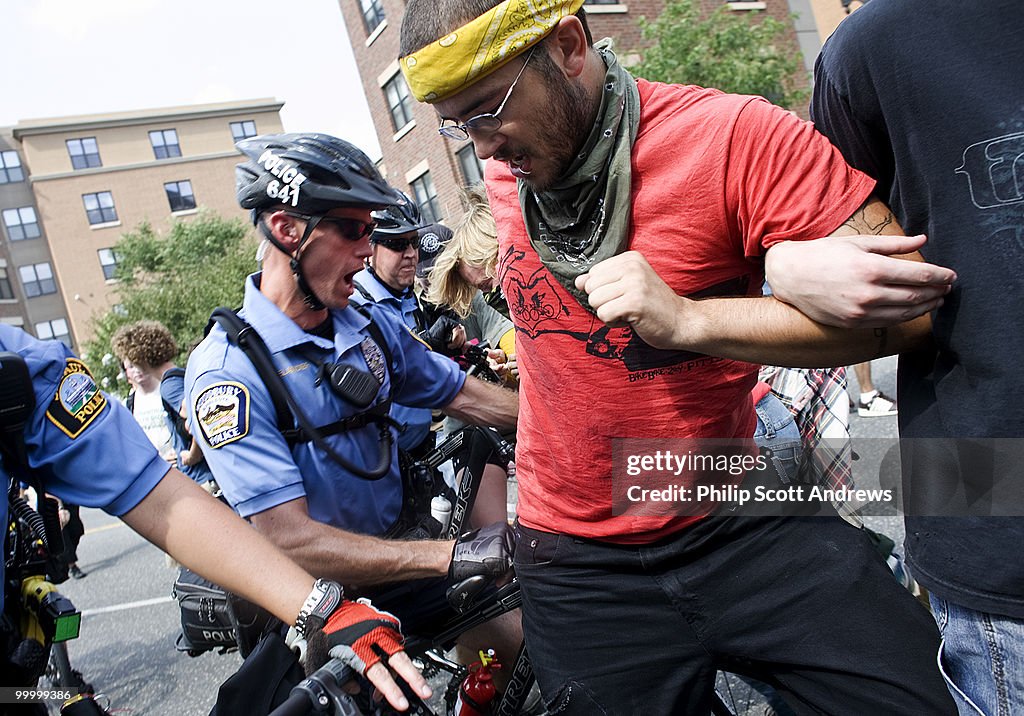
{"left": 445, "top": 575, "right": 489, "bottom": 614}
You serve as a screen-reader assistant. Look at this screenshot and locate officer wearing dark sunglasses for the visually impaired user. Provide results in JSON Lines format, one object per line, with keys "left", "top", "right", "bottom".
{"left": 351, "top": 195, "right": 443, "bottom": 454}
{"left": 184, "top": 134, "right": 521, "bottom": 675}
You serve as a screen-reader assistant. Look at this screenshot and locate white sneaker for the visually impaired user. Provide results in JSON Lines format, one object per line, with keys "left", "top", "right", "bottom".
{"left": 858, "top": 391, "right": 898, "bottom": 417}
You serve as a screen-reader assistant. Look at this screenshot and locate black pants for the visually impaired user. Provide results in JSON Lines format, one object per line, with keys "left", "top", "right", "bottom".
{"left": 62, "top": 503, "right": 85, "bottom": 564}
{"left": 513, "top": 514, "right": 955, "bottom": 715}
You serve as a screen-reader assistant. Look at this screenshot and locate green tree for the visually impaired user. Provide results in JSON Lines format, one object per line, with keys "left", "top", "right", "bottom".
{"left": 84, "top": 211, "right": 259, "bottom": 393}
{"left": 627, "top": 0, "right": 808, "bottom": 109}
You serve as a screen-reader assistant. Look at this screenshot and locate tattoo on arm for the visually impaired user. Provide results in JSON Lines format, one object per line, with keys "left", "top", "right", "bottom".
{"left": 840, "top": 204, "right": 895, "bottom": 235}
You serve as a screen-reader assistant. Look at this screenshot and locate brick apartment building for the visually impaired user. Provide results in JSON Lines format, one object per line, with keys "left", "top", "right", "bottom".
{"left": 336, "top": 0, "right": 859, "bottom": 226}
{"left": 2, "top": 99, "right": 284, "bottom": 349}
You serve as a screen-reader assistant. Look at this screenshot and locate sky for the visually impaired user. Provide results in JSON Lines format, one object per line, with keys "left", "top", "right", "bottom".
{"left": 0, "top": 0, "right": 383, "bottom": 158}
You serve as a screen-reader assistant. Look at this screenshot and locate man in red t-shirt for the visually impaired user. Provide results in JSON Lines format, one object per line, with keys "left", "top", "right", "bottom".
{"left": 398, "top": 2, "right": 956, "bottom": 713}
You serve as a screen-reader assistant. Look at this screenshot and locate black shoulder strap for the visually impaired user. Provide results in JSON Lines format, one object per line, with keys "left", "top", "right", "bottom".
{"left": 0, "top": 351, "right": 34, "bottom": 486}
{"left": 208, "top": 306, "right": 397, "bottom": 481}
{"left": 352, "top": 280, "right": 375, "bottom": 304}
{"left": 209, "top": 307, "right": 297, "bottom": 442}
{"left": 208, "top": 307, "right": 397, "bottom": 445}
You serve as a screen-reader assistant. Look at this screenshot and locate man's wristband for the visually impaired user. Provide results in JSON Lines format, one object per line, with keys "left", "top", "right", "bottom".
{"left": 294, "top": 578, "right": 344, "bottom": 637}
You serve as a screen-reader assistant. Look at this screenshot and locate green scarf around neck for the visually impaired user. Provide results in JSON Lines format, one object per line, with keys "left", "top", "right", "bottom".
{"left": 518, "top": 40, "right": 641, "bottom": 314}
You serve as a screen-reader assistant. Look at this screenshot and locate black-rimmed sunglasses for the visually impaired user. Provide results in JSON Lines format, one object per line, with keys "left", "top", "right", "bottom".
{"left": 282, "top": 211, "right": 377, "bottom": 242}
{"left": 373, "top": 235, "right": 421, "bottom": 252}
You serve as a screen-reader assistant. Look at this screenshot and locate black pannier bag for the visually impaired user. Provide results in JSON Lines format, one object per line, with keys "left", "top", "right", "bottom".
{"left": 172, "top": 566, "right": 278, "bottom": 657}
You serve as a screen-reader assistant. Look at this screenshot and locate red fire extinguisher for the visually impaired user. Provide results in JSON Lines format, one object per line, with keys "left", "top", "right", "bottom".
{"left": 455, "top": 649, "right": 502, "bottom": 716}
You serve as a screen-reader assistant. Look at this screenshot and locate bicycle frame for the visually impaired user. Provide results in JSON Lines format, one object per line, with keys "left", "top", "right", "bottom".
{"left": 402, "top": 425, "right": 536, "bottom": 716}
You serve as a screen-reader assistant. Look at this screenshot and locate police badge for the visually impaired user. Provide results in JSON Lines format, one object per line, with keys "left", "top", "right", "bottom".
{"left": 360, "top": 337, "right": 386, "bottom": 385}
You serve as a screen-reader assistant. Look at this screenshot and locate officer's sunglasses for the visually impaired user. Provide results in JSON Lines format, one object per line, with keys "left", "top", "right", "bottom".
{"left": 374, "top": 235, "right": 421, "bottom": 252}
{"left": 282, "top": 211, "right": 377, "bottom": 242}
{"left": 438, "top": 47, "right": 536, "bottom": 141}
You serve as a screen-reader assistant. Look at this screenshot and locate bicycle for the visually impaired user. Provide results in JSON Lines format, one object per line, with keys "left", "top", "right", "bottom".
{"left": 264, "top": 424, "right": 531, "bottom": 716}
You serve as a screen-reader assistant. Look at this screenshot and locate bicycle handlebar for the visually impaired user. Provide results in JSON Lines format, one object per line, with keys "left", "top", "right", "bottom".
{"left": 269, "top": 657, "right": 436, "bottom": 716}
{"left": 269, "top": 659, "right": 362, "bottom": 716}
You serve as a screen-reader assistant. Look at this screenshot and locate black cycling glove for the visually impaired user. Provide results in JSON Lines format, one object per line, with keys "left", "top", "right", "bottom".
{"left": 419, "top": 315, "right": 462, "bottom": 355}
{"left": 449, "top": 522, "right": 515, "bottom": 583}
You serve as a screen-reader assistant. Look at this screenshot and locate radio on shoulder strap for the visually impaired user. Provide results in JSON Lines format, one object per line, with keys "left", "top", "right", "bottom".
{"left": 206, "top": 306, "right": 398, "bottom": 481}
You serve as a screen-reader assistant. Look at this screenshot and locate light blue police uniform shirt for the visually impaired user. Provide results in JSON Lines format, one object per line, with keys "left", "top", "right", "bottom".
{"left": 185, "top": 274, "right": 465, "bottom": 535}
{"left": 351, "top": 267, "right": 434, "bottom": 451}
{"left": 0, "top": 325, "right": 169, "bottom": 612}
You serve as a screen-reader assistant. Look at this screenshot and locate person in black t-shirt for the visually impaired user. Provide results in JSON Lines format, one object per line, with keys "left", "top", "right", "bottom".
{"left": 765, "top": 3, "right": 1024, "bottom": 713}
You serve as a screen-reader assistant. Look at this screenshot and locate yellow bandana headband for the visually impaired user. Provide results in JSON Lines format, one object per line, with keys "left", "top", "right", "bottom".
{"left": 401, "top": 0, "right": 586, "bottom": 103}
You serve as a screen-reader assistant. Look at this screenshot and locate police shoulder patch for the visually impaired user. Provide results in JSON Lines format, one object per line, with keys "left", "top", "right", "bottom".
{"left": 46, "top": 358, "right": 108, "bottom": 438}
{"left": 195, "top": 381, "right": 250, "bottom": 449}
{"left": 405, "top": 325, "right": 432, "bottom": 351}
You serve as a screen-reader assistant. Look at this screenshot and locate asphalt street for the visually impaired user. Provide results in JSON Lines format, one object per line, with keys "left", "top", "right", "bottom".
{"left": 846, "top": 355, "right": 905, "bottom": 547}
{"left": 48, "top": 357, "right": 902, "bottom": 715}
{"left": 51, "top": 510, "right": 242, "bottom": 715}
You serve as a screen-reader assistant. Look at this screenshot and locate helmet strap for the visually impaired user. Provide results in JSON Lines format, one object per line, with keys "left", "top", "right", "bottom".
{"left": 291, "top": 215, "right": 327, "bottom": 311}
{"left": 259, "top": 213, "right": 328, "bottom": 311}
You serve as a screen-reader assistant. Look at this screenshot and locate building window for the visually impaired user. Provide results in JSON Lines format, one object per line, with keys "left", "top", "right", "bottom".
{"left": 2, "top": 207, "right": 41, "bottom": 241}
{"left": 0, "top": 150, "right": 25, "bottom": 184}
{"left": 410, "top": 172, "right": 441, "bottom": 224}
{"left": 383, "top": 74, "right": 415, "bottom": 132}
{"left": 98, "top": 248, "right": 120, "bottom": 280}
{"left": 66, "top": 137, "right": 102, "bottom": 169}
{"left": 358, "top": 0, "right": 386, "bottom": 34}
{"left": 165, "top": 180, "right": 196, "bottom": 212}
{"left": 19, "top": 262, "right": 56, "bottom": 298}
{"left": 456, "top": 145, "right": 485, "bottom": 186}
{"left": 35, "top": 318, "right": 70, "bottom": 346}
{"left": 230, "top": 120, "right": 258, "bottom": 142}
{"left": 149, "top": 129, "right": 181, "bottom": 159}
{"left": 83, "top": 191, "right": 118, "bottom": 225}
{"left": 0, "top": 264, "right": 14, "bottom": 300}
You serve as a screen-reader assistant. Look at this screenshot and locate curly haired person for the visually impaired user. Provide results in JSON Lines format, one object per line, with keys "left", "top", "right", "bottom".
{"left": 112, "top": 320, "right": 180, "bottom": 462}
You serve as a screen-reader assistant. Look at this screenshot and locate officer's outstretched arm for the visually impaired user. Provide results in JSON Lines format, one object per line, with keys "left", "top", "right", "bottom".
{"left": 442, "top": 375, "right": 518, "bottom": 428}
{"left": 123, "top": 468, "right": 314, "bottom": 621}
{"left": 122, "top": 469, "right": 431, "bottom": 710}
{"left": 248, "top": 496, "right": 457, "bottom": 586}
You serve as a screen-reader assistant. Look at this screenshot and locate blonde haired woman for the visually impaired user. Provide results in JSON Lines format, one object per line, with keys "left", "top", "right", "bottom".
{"left": 424, "top": 184, "right": 515, "bottom": 364}
{"left": 420, "top": 186, "right": 517, "bottom": 527}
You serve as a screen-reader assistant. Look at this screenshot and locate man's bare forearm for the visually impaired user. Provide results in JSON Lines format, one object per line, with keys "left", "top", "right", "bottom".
{"left": 250, "top": 498, "right": 454, "bottom": 587}
{"left": 764, "top": 196, "right": 955, "bottom": 328}
{"left": 123, "top": 469, "right": 313, "bottom": 624}
{"left": 577, "top": 250, "right": 933, "bottom": 365}
{"left": 443, "top": 375, "right": 518, "bottom": 428}
{"left": 679, "top": 294, "right": 932, "bottom": 367}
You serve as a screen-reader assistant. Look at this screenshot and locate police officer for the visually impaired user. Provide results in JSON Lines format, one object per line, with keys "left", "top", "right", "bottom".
{"left": 0, "top": 324, "right": 428, "bottom": 710}
{"left": 351, "top": 196, "right": 449, "bottom": 454}
{"left": 184, "top": 134, "right": 520, "bottom": 664}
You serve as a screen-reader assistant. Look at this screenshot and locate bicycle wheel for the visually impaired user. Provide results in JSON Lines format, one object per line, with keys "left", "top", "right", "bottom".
{"left": 712, "top": 671, "right": 792, "bottom": 716}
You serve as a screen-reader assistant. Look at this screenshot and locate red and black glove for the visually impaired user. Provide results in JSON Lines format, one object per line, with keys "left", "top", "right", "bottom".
{"left": 306, "top": 598, "right": 405, "bottom": 676}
